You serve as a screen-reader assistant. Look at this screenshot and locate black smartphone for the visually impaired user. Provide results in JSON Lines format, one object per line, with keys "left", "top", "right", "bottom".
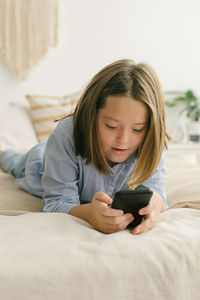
{"left": 111, "top": 189, "right": 153, "bottom": 228}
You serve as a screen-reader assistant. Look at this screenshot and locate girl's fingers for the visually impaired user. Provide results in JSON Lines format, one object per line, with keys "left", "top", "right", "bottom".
{"left": 106, "top": 213, "right": 133, "bottom": 225}
{"left": 138, "top": 203, "right": 152, "bottom": 215}
{"left": 102, "top": 206, "right": 124, "bottom": 217}
{"left": 94, "top": 192, "right": 124, "bottom": 216}
{"left": 94, "top": 191, "right": 113, "bottom": 205}
{"left": 131, "top": 215, "right": 155, "bottom": 234}
{"left": 116, "top": 214, "right": 134, "bottom": 230}
{"left": 134, "top": 194, "right": 164, "bottom": 234}
{"left": 104, "top": 214, "right": 134, "bottom": 232}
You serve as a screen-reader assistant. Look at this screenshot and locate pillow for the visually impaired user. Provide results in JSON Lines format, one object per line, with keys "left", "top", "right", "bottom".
{"left": 0, "top": 103, "right": 38, "bottom": 152}
{"left": 26, "top": 91, "right": 81, "bottom": 141}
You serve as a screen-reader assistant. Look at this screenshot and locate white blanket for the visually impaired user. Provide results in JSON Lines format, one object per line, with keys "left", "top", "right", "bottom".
{"left": 0, "top": 156, "right": 200, "bottom": 299}
{"left": 0, "top": 208, "right": 199, "bottom": 300}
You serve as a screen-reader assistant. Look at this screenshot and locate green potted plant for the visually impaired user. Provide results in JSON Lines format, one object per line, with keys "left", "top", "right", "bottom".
{"left": 165, "top": 90, "right": 200, "bottom": 143}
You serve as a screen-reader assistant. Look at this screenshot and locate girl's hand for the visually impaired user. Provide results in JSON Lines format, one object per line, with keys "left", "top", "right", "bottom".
{"left": 130, "top": 192, "right": 164, "bottom": 235}
{"left": 88, "top": 191, "right": 134, "bottom": 234}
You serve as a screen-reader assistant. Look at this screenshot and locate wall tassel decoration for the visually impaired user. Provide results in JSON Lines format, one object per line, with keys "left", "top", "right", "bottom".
{"left": 0, "top": 0, "right": 58, "bottom": 80}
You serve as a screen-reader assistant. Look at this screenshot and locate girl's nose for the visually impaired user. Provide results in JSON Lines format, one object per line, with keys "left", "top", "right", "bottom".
{"left": 116, "top": 129, "right": 129, "bottom": 144}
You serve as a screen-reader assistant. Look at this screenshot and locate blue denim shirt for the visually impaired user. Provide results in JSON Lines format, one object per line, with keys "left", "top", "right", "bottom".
{"left": 15, "top": 116, "right": 167, "bottom": 213}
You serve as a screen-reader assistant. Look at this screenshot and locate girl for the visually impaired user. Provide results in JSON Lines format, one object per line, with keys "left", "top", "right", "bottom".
{"left": 0, "top": 59, "right": 170, "bottom": 235}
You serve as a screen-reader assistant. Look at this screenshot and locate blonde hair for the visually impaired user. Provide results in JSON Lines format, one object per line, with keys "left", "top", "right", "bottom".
{"left": 73, "top": 59, "right": 170, "bottom": 189}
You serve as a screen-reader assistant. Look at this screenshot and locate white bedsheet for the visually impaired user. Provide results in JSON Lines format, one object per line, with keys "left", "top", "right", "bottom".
{"left": 0, "top": 207, "right": 199, "bottom": 300}
{"left": 0, "top": 156, "right": 200, "bottom": 300}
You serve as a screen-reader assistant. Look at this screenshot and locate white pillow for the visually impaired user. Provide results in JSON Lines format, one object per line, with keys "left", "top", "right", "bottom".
{"left": 0, "top": 104, "right": 38, "bottom": 153}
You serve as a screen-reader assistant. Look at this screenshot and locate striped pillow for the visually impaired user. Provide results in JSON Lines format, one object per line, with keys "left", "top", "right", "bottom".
{"left": 26, "top": 92, "right": 81, "bottom": 141}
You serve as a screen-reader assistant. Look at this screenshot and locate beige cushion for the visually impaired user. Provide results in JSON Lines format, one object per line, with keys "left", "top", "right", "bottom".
{"left": 0, "top": 104, "right": 38, "bottom": 152}
{"left": 26, "top": 91, "right": 81, "bottom": 141}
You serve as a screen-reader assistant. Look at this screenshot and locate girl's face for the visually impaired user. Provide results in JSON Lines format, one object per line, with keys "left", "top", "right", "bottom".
{"left": 97, "top": 95, "right": 149, "bottom": 165}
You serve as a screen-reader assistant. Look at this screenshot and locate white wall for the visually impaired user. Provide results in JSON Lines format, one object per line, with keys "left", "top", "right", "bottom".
{"left": 0, "top": 0, "right": 200, "bottom": 105}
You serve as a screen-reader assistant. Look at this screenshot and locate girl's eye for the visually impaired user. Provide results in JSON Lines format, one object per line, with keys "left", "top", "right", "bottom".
{"left": 105, "top": 124, "right": 117, "bottom": 129}
{"left": 133, "top": 128, "right": 144, "bottom": 133}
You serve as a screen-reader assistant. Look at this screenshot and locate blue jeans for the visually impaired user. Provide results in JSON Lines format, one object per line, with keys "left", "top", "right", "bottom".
{"left": 0, "top": 149, "right": 28, "bottom": 178}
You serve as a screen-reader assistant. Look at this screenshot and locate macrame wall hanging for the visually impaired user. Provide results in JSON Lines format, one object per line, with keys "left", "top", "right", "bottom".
{"left": 0, "top": 0, "right": 58, "bottom": 80}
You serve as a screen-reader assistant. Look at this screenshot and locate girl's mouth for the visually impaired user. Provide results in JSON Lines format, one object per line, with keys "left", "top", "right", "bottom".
{"left": 111, "top": 147, "right": 127, "bottom": 154}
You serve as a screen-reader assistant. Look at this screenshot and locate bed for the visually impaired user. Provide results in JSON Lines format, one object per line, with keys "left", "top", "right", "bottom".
{"left": 0, "top": 102, "right": 200, "bottom": 300}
